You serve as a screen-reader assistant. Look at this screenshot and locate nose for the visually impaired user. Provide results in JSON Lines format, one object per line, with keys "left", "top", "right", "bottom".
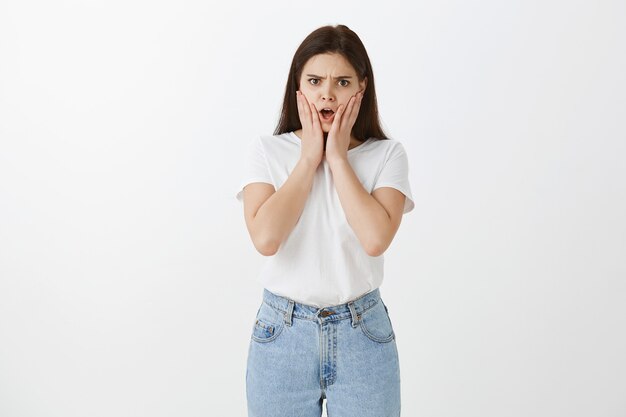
{"left": 321, "top": 84, "right": 335, "bottom": 102}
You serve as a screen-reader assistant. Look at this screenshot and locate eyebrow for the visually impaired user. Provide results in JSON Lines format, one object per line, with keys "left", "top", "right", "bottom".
{"left": 306, "top": 74, "right": 353, "bottom": 79}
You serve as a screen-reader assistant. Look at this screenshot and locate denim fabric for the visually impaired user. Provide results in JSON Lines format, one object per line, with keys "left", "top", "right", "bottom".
{"left": 246, "top": 288, "right": 401, "bottom": 417}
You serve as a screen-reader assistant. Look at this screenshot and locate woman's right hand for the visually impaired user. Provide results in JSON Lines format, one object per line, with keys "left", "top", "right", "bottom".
{"left": 296, "top": 90, "right": 324, "bottom": 168}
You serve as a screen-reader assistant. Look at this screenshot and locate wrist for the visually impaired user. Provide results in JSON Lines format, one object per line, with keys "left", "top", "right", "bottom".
{"left": 298, "top": 156, "right": 320, "bottom": 172}
{"left": 326, "top": 154, "right": 350, "bottom": 168}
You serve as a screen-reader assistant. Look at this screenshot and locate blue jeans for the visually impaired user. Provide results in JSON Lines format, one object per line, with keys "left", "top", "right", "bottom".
{"left": 246, "top": 288, "right": 401, "bottom": 417}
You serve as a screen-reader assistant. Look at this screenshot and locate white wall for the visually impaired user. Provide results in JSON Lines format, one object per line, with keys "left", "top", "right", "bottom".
{"left": 1, "top": 1, "right": 624, "bottom": 416}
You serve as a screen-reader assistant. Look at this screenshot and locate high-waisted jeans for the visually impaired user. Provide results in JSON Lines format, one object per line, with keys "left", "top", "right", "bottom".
{"left": 245, "top": 287, "right": 401, "bottom": 417}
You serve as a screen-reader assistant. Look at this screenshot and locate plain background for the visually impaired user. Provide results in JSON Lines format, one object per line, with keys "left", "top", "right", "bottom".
{"left": 1, "top": 0, "right": 625, "bottom": 416}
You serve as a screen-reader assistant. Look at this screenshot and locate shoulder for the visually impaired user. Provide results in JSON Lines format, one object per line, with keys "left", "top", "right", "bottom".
{"left": 245, "top": 132, "right": 298, "bottom": 157}
{"left": 257, "top": 131, "right": 299, "bottom": 150}
{"left": 363, "top": 137, "right": 408, "bottom": 159}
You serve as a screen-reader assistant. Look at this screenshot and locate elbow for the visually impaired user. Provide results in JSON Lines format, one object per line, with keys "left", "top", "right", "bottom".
{"left": 256, "top": 244, "right": 279, "bottom": 257}
{"left": 364, "top": 240, "right": 386, "bottom": 257}
{"left": 253, "top": 236, "right": 280, "bottom": 256}
{"left": 247, "top": 221, "right": 281, "bottom": 256}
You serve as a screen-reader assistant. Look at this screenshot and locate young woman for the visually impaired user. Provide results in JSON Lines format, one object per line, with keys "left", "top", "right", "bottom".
{"left": 236, "top": 24, "right": 414, "bottom": 417}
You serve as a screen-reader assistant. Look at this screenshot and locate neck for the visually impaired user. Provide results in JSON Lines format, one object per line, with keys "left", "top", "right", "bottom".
{"left": 292, "top": 129, "right": 361, "bottom": 149}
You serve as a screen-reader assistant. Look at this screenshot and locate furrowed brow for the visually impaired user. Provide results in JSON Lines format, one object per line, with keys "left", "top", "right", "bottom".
{"left": 306, "top": 74, "right": 353, "bottom": 79}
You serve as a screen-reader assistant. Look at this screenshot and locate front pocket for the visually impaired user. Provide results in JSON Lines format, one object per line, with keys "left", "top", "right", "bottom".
{"left": 359, "top": 301, "right": 395, "bottom": 343}
{"left": 250, "top": 302, "right": 285, "bottom": 343}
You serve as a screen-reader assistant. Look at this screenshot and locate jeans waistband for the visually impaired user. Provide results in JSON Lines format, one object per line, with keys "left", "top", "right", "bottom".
{"left": 262, "top": 288, "right": 382, "bottom": 327}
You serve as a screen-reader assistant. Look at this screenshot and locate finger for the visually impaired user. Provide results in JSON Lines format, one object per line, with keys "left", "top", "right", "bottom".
{"left": 344, "top": 93, "right": 362, "bottom": 130}
{"left": 310, "top": 102, "right": 323, "bottom": 134}
{"left": 296, "top": 91, "right": 304, "bottom": 122}
{"left": 296, "top": 91, "right": 311, "bottom": 128}
{"left": 297, "top": 91, "right": 311, "bottom": 128}
{"left": 348, "top": 93, "right": 363, "bottom": 129}
{"left": 300, "top": 91, "right": 314, "bottom": 128}
{"left": 330, "top": 103, "right": 344, "bottom": 134}
{"left": 336, "top": 95, "right": 355, "bottom": 132}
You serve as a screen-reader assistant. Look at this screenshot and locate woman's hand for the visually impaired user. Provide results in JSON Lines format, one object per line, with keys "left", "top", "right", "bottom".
{"left": 325, "top": 91, "right": 364, "bottom": 164}
{"left": 296, "top": 90, "right": 324, "bottom": 168}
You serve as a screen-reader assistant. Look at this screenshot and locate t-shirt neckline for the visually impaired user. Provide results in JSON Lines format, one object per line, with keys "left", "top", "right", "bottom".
{"left": 287, "top": 131, "right": 371, "bottom": 154}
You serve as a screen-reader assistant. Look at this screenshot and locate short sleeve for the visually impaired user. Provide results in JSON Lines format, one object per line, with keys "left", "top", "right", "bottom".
{"left": 372, "top": 142, "right": 415, "bottom": 214}
{"left": 235, "top": 136, "right": 275, "bottom": 202}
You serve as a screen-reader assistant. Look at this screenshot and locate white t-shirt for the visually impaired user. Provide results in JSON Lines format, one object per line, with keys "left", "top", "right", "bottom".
{"left": 236, "top": 131, "right": 414, "bottom": 308}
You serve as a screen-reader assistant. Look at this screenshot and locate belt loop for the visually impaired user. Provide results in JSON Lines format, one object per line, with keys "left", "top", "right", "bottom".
{"left": 284, "top": 299, "right": 295, "bottom": 327}
{"left": 348, "top": 301, "right": 360, "bottom": 328}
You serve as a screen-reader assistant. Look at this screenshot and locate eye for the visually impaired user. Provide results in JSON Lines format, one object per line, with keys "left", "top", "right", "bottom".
{"left": 308, "top": 78, "right": 319, "bottom": 85}
{"left": 339, "top": 79, "right": 350, "bottom": 87}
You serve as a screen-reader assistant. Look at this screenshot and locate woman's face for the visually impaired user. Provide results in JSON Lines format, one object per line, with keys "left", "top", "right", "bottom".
{"left": 298, "top": 53, "right": 367, "bottom": 132}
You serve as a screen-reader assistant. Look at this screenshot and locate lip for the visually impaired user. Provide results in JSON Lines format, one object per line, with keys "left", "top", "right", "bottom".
{"left": 319, "top": 110, "right": 335, "bottom": 122}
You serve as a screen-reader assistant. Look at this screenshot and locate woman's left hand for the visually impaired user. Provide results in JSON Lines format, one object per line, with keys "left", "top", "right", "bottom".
{"left": 325, "top": 91, "right": 364, "bottom": 164}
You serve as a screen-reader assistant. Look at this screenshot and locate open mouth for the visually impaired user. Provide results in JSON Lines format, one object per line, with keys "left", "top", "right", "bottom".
{"left": 320, "top": 109, "right": 335, "bottom": 121}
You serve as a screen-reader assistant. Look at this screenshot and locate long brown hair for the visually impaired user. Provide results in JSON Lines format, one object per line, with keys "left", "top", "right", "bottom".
{"left": 273, "top": 24, "right": 389, "bottom": 141}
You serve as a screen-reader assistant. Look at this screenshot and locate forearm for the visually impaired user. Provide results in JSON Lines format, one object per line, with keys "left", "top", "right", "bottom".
{"left": 328, "top": 158, "right": 393, "bottom": 256}
{"left": 252, "top": 158, "right": 318, "bottom": 253}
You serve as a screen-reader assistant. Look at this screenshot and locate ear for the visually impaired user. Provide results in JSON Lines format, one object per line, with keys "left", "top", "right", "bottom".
{"left": 359, "top": 76, "right": 368, "bottom": 92}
